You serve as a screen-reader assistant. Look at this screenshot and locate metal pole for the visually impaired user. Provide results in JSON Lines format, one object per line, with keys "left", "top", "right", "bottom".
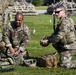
{"left": 71, "top": 0, "right": 73, "bottom": 2}
{"left": 53, "top": 0, "right": 55, "bottom": 4}
{"left": 53, "top": 0, "right": 56, "bottom": 32}
{"left": 31, "top": 0, "right": 33, "bottom": 3}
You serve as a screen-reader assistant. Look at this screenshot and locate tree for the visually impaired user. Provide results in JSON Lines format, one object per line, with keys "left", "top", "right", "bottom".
{"left": 32, "top": 0, "right": 44, "bottom": 6}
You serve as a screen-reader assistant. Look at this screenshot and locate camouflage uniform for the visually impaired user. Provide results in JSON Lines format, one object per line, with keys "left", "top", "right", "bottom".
{"left": 0, "top": 0, "right": 4, "bottom": 26}
{"left": 0, "top": 1, "right": 11, "bottom": 68}
{"left": 1, "top": 20, "right": 30, "bottom": 65}
{"left": 0, "top": 0, "right": 6, "bottom": 42}
{"left": 48, "top": 16, "right": 76, "bottom": 68}
{"left": 0, "top": 0, "right": 9, "bottom": 25}
{"left": 0, "top": 0, "right": 11, "bottom": 47}
{"left": 3, "top": 0, "right": 14, "bottom": 25}
{"left": 7, "top": 0, "right": 14, "bottom": 21}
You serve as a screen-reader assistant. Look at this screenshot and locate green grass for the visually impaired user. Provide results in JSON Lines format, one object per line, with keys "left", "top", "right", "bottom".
{"left": 35, "top": 6, "right": 48, "bottom": 10}
{"left": 0, "top": 14, "right": 76, "bottom": 75}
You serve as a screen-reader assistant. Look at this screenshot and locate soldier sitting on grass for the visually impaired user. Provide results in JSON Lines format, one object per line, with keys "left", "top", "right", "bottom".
{"left": 0, "top": 11, "right": 30, "bottom": 66}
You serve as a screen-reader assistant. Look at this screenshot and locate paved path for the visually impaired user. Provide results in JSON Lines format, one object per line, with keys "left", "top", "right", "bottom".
{"left": 36, "top": 10, "right": 47, "bottom": 14}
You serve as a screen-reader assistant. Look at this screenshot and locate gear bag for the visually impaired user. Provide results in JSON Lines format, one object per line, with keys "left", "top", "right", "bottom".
{"left": 40, "top": 52, "right": 58, "bottom": 68}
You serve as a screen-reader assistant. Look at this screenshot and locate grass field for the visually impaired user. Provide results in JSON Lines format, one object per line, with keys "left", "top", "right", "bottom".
{"left": 35, "top": 6, "right": 48, "bottom": 10}
{"left": 0, "top": 14, "right": 76, "bottom": 75}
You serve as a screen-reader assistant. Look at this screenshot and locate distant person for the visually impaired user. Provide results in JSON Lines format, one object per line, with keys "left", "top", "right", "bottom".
{"left": 3, "top": 0, "right": 14, "bottom": 25}
{"left": 40, "top": 4, "right": 76, "bottom": 68}
{"left": 0, "top": 12, "right": 30, "bottom": 65}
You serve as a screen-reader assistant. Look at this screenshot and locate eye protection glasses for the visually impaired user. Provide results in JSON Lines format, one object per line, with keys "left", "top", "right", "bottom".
{"left": 55, "top": 10, "right": 62, "bottom": 14}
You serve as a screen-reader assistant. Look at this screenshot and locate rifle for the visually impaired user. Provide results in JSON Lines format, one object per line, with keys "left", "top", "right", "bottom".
{"left": 53, "top": 9, "right": 55, "bottom": 32}
{"left": 53, "top": 0, "right": 56, "bottom": 32}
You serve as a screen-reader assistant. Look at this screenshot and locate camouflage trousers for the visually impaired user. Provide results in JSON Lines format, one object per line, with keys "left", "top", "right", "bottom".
{"left": 52, "top": 43, "right": 76, "bottom": 69}
{"left": 0, "top": 50, "right": 29, "bottom": 69}
{"left": 4, "top": 8, "right": 13, "bottom": 25}
{"left": 10, "top": 50, "right": 29, "bottom": 65}
{"left": 0, "top": 41, "right": 29, "bottom": 67}
{"left": 60, "top": 50, "right": 76, "bottom": 69}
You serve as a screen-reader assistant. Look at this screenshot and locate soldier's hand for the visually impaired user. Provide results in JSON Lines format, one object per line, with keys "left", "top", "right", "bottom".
{"left": 14, "top": 50, "right": 20, "bottom": 55}
{"left": 40, "top": 39, "right": 49, "bottom": 47}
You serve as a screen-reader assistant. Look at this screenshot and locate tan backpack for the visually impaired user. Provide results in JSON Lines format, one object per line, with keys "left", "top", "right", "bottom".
{"left": 40, "top": 53, "right": 58, "bottom": 68}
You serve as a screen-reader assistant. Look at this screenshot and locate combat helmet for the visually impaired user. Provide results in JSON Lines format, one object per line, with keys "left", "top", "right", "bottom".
{"left": 23, "top": 59, "right": 37, "bottom": 67}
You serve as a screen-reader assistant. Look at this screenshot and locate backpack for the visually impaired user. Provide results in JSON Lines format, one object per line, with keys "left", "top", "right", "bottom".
{"left": 40, "top": 52, "right": 58, "bottom": 68}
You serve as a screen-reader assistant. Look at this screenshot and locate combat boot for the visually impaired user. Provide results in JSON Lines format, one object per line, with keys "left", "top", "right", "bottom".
{"left": 22, "top": 50, "right": 29, "bottom": 59}
{"left": 8, "top": 57, "right": 14, "bottom": 65}
{"left": 0, "top": 61, "right": 10, "bottom": 66}
{"left": 0, "top": 57, "right": 14, "bottom": 69}
{"left": 60, "top": 60, "right": 76, "bottom": 69}
{"left": 0, "top": 60, "right": 10, "bottom": 69}
{"left": 68, "top": 60, "right": 76, "bottom": 69}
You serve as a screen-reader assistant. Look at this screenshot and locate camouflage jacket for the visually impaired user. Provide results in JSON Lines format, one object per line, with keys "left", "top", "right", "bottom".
{"left": 0, "top": 0, "right": 4, "bottom": 14}
{"left": 7, "top": 0, "right": 14, "bottom": 6}
{"left": 2, "top": 21, "right": 30, "bottom": 51}
{"left": 49, "top": 16, "right": 76, "bottom": 49}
